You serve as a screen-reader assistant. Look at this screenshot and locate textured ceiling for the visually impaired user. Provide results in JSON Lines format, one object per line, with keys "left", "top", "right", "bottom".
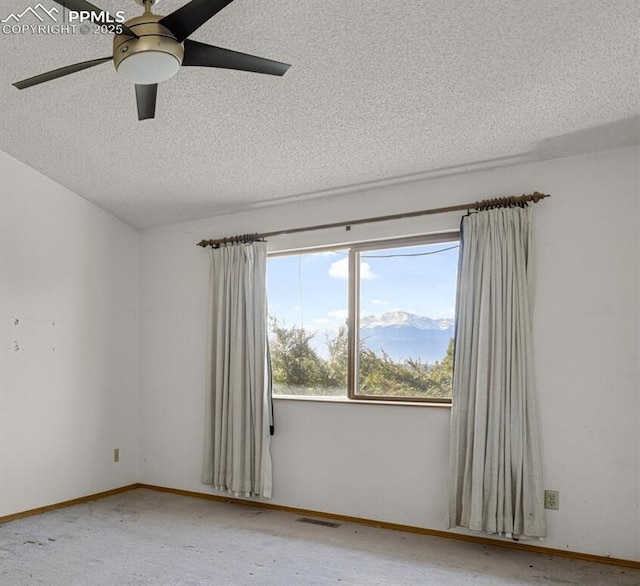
{"left": 1, "top": 0, "right": 638, "bottom": 229}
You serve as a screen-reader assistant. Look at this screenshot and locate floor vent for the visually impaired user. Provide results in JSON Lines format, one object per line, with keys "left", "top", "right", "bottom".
{"left": 297, "top": 517, "right": 341, "bottom": 528}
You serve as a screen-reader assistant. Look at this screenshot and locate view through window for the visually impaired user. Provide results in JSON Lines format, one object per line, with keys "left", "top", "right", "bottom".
{"left": 267, "top": 234, "right": 459, "bottom": 401}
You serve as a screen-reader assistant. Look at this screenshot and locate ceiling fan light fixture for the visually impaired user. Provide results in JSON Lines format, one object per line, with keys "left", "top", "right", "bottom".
{"left": 112, "top": 13, "right": 184, "bottom": 85}
{"left": 116, "top": 51, "right": 181, "bottom": 84}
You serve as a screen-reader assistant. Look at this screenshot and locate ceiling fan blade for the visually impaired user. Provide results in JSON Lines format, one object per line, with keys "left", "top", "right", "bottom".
{"left": 13, "top": 57, "right": 112, "bottom": 89}
{"left": 136, "top": 84, "right": 158, "bottom": 120}
{"left": 51, "top": 0, "right": 138, "bottom": 37}
{"left": 159, "top": 0, "right": 235, "bottom": 42}
{"left": 182, "top": 40, "right": 291, "bottom": 76}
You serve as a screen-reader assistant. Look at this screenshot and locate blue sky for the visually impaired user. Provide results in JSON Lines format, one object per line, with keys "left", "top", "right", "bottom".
{"left": 267, "top": 242, "right": 459, "bottom": 333}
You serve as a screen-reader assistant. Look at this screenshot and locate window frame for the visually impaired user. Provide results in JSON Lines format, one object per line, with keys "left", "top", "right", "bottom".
{"left": 268, "top": 230, "right": 460, "bottom": 404}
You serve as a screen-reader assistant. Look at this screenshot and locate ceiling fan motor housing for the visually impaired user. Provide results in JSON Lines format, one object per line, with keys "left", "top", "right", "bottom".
{"left": 113, "top": 14, "right": 184, "bottom": 85}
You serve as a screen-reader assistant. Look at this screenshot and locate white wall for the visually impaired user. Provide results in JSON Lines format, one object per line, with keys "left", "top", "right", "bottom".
{"left": 0, "top": 151, "right": 140, "bottom": 516}
{"left": 2, "top": 140, "right": 636, "bottom": 562}
{"left": 138, "top": 145, "right": 639, "bottom": 562}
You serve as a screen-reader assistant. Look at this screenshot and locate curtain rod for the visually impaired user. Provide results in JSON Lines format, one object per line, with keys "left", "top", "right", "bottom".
{"left": 197, "top": 191, "right": 550, "bottom": 248}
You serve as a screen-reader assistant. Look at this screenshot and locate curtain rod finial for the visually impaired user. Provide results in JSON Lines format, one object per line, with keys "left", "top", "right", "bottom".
{"left": 530, "top": 192, "right": 550, "bottom": 203}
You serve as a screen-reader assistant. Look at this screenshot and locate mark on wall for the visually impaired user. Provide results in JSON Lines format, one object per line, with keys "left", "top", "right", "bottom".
{"left": 5, "top": 316, "right": 59, "bottom": 355}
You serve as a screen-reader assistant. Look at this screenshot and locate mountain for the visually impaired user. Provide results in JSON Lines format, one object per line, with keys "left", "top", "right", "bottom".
{"left": 361, "top": 311, "right": 452, "bottom": 331}
{"left": 360, "top": 311, "right": 454, "bottom": 363}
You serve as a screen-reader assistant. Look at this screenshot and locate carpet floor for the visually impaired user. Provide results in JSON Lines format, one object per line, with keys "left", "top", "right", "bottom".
{"left": 0, "top": 488, "right": 637, "bottom": 585}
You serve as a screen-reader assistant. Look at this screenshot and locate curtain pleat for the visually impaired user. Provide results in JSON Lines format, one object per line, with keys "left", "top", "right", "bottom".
{"left": 202, "top": 242, "right": 272, "bottom": 498}
{"left": 447, "top": 207, "right": 545, "bottom": 538}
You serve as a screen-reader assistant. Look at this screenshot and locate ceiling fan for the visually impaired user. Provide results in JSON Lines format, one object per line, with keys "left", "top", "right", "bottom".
{"left": 13, "top": 0, "right": 291, "bottom": 120}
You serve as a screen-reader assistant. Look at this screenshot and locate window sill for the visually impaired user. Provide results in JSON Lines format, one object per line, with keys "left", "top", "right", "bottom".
{"left": 273, "top": 394, "right": 451, "bottom": 408}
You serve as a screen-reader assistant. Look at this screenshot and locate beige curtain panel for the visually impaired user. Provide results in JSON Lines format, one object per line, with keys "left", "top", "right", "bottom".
{"left": 202, "top": 241, "right": 273, "bottom": 498}
{"left": 447, "top": 206, "right": 546, "bottom": 538}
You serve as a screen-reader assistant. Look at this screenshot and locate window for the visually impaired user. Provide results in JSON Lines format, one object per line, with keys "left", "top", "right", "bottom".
{"left": 267, "top": 249, "right": 348, "bottom": 397}
{"left": 267, "top": 233, "right": 459, "bottom": 402}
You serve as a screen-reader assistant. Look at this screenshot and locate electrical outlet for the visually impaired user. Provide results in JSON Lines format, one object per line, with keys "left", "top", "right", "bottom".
{"left": 544, "top": 489, "right": 559, "bottom": 510}
{"left": 113, "top": 448, "right": 120, "bottom": 463}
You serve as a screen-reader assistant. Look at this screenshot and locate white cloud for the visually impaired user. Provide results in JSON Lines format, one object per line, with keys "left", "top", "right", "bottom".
{"left": 371, "top": 299, "right": 388, "bottom": 306}
{"left": 313, "top": 318, "right": 331, "bottom": 324}
{"left": 360, "top": 263, "right": 375, "bottom": 280}
{"left": 328, "top": 258, "right": 349, "bottom": 279}
{"left": 328, "top": 258, "right": 375, "bottom": 280}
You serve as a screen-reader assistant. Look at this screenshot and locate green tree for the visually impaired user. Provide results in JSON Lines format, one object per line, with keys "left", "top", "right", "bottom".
{"left": 359, "top": 338, "right": 454, "bottom": 399}
{"left": 269, "top": 317, "right": 454, "bottom": 400}
{"left": 360, "top": 351, "right": 428, "bottom": 397}
{"left": 325, "top": 325, "right": 348, "bottom": 388}
{"left": 269, "top": 318, "right": 331, "bottom": 394}
{"left": 424, "top": 338, "right": 454, "bottom": 398}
